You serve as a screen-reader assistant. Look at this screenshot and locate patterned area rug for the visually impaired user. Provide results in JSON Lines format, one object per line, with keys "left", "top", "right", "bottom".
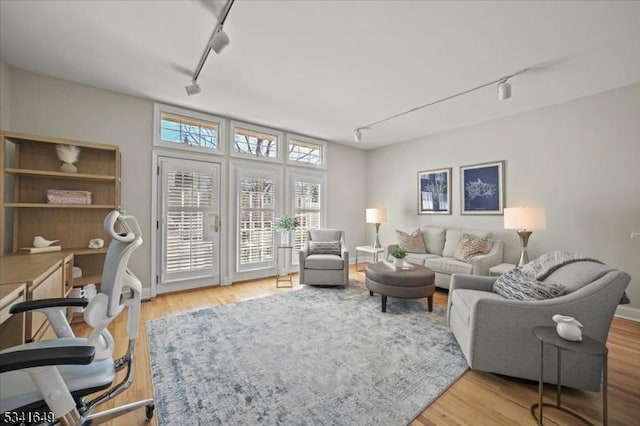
{"left": 147, "top": 282, "right": 468, "bottom": 425}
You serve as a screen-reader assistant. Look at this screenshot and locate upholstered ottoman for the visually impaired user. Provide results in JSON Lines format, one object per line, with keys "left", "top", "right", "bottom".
{"left": 364, "top": 262, "right": 436, "bottom": 312}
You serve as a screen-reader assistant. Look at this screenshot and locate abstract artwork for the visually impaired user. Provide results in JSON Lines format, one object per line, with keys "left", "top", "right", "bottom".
{"left": 461, "top": 161, "right": 504, "bottom": 215}
{"left": 418, "top": 167, "right": 452, "bottom": 214}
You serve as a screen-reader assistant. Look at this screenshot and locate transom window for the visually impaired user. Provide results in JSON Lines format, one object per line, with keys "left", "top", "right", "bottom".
{"left": 231, "top": 121, "right": 282, "bottom": 162}
{"left": 287, "top": 134, "right": 326, "bottom": 168}
{"left": 153, "top": 103, "right": 225, "bottom": 155}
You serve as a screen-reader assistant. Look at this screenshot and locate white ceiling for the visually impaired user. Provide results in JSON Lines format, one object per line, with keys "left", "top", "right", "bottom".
{"left": 1, "top": 1, "right": 639, "bottom": 149}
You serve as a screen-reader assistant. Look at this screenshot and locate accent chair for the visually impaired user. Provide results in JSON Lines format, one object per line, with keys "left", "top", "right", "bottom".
{"left": 299, "top": 229, "right": 349, "bottom": 286}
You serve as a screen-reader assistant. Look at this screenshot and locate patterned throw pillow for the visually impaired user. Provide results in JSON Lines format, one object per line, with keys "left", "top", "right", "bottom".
{"left": 308, "top": 240, "right": 341, "bottom": 256}
{"left": 453, "top": 233, "right": 488, "bottom": 262}
{"left": 395, "top": 229, "right": 427, "bottom": 254}
{"left": 493, "top": 268, "right": 565, "bottom": 301}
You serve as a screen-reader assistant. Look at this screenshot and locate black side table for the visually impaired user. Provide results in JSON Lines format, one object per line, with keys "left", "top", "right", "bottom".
{"left": 531, "top": 326, "right": 608, "bottom": 425}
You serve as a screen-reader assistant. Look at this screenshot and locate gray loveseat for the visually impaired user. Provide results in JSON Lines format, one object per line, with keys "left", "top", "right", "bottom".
{"left": 389, "top": 227, "right": 504, "bottom": 289}
{"left": 447, "top": 261, "right": 630, "bottom": 391}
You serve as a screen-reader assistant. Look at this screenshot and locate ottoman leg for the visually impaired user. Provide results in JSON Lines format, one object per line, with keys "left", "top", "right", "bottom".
{"left": 369, "top": 290, "right": 373, "bottom": 296}
{"left": 427, "top": 295, "right": 433, "bottom": 312}
{"left": 382, "top": 295, "right": 387, "bottom": 312}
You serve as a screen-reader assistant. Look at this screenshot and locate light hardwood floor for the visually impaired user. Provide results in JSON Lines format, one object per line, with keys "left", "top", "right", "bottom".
{"left": 72, "top": 265, "right": 640, "bottom": 425}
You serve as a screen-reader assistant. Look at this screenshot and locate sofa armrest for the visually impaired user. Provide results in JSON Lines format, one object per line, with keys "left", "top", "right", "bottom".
{"left": 470, "top": 240, "right": 504, "bottom": 275}
{"left": 450, "top": 273, "right": 497, "bottom": 292}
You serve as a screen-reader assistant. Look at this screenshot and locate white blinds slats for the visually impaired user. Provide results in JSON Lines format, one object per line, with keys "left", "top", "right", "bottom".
{"left": 239, "top": 177, "right": 276, "bottom": 267}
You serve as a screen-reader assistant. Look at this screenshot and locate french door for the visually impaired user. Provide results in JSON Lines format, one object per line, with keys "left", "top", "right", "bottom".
{"left": 157, "top": 156, "right": 221, "bottom": 293}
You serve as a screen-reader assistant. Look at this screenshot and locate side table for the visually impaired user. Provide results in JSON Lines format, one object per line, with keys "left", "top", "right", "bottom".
{"left": 275, "top": 246, "right": 293, "bottom": 288}
{"left": 355, "top": 245, "right": 386, "bottom": 272}
{"left": 531, "top": 326, "right": 608, "bottom": 425}
{"left": 489, "top": 262, "right": 516, "bottom": 276}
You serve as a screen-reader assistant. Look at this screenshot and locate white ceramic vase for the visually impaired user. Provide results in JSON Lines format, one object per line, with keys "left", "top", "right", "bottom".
{"left": 60, "top": 162, "right": 77, "bottom": 173}
{"left": 552, "top": 314, "right": 583, "bottom": 341}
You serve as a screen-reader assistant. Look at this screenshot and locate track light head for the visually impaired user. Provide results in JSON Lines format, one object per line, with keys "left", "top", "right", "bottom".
{"left": 185, "top": 81, "right": 201, "bottom": 96}
{"left": 354, "top": 129, "right": 362, "bottom": 143}
{"left": 210, "top": 27, "right": 230, "bottom": 54}
{"left": 497, "top": 80, "right": 512, "bottom": 100}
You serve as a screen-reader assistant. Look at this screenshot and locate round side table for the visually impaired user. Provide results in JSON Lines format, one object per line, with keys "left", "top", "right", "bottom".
{"left": 531, "top": 326, "right": 608, "bottom": 425}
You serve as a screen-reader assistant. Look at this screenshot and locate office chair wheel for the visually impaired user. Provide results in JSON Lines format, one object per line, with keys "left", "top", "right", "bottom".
{"left": 145, "top": 404, "right": 155, "bottom": 421}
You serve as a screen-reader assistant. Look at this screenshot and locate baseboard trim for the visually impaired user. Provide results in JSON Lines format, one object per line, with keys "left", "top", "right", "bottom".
{"left": 615, "top": 306, "right": 640, "bottom": 322}
{"left": 142, "top": 287, "right": 152, "bottom": 301}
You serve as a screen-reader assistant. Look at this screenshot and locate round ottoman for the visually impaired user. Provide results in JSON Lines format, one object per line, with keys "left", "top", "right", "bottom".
{"left": 364, "top": 262, "right": 436, "bottom": 312}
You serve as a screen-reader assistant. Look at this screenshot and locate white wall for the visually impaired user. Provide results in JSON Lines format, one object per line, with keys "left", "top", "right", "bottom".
{"left": 6, "top": 67, "right": 369, "bottom": 290}
{"left": 0, "top": 60, "right": 10, "bottom": 130}
{"left": 367, "top": 83, "right": 640, "bottom": 315}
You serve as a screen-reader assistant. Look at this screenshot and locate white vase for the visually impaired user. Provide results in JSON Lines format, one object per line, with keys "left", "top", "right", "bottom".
{"left": 60, "top": 162, "right": 77, "bottom": 173}
{"left": 395, "top": 258, "right": 404, "bottom": 267}
{"left": 280, "top": 230, "right": 290, "bottom": 246}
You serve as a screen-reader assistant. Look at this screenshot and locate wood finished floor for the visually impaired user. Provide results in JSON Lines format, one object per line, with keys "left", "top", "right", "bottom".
{"left": 72, "top": 265, "right": 640, "bottom": 425}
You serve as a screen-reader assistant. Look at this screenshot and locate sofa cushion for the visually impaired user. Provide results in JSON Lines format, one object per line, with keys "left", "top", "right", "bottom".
{"left": 425, "top": 257, "right": 473, "bottom": 275}
{"left": 405, "top": 252, "right": 440, "bottom": 266}
{"left": 305, "top": 254, "right": 344, "bottom": 270}
{"left": 308, "top": 240, "right": 341, "bottom": 256}
{"left": 454, "top": 233, "right": 489, "bottom": 262}
{"left": 396, "top": 229, "right": 427, "bottom": 253}
{"left": 493, "top": 268, "right": 565, "bottom": 301}
{"left": 543, "top": 261, "right": 612, "bottom": 295}
{"left": 420, "top": 227, "right": 446, "bottom": 255}
{"left": 442, "top": 229, "right": 490, "bottom": 258}
{"left": 451, "top": 289, "right": 506, "bottom": 325}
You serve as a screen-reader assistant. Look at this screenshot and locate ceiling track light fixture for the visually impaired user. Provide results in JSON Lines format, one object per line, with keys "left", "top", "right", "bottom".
{"left": 185, "top": 0, "right": 236, "bottom": 96}
{"left": 353, "top": 68, "right": 528, "bottom": 142}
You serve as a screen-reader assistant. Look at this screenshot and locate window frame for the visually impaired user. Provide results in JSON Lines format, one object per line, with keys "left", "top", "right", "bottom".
{"left": 153, "top": 103, "right": 226, "bottom": 155}
{"left": 286, "top": 133, "right": 327, "bottom": 169}
{"left": 230, "top": 120, "right": 284, "bottom": 163}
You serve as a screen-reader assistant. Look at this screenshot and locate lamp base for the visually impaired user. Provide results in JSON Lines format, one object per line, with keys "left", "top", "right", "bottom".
{"left": 372, "top": 223, "right": 382, "bottom": 248}
{"left": 516, "top": 230, "right": 532, "bottom": 267}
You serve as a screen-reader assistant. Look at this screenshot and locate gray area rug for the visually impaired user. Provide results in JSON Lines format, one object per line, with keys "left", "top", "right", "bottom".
{"left": 147, "top": 282, "right": 468, "bottom": 425}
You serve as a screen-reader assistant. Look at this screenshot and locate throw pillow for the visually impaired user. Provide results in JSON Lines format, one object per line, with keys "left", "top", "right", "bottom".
{"left": 395, "top": 229, "right": 427, "bottom": 254}
{"left": 454, "top": 233, "right": 488, "bottom": 262}
{"left": 493, "top": 268, "right": 565, "bottom": 301}
{"left": 308, "top": 240, "right": 341, "bottom": 256}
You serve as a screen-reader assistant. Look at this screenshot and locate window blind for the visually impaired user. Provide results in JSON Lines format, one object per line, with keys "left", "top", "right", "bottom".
{"left": 238, "top": 176, "right": 275, "bottom": 267}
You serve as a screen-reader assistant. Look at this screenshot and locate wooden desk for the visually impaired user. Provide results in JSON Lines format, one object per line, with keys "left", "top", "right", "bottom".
{"left": 0, "top": 251, "right": 74, "bottom": 341}
{"left": 0, "top": 282, "right": 27, "bottom": 349}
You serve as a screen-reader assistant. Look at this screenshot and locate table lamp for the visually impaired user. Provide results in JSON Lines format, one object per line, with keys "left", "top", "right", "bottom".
{"left": 366, "top": 208, "right": 387, "bottom": 248}
{"left": 504, "top": 207, "right": 546, "bottom": 267}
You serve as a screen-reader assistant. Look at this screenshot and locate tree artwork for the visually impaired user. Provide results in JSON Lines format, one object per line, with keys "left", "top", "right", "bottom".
{"left": 464, "top": 179, "right": 497, "bottom": 199}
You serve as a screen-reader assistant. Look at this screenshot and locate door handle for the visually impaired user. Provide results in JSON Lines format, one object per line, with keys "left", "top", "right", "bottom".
{"left": 214, "top": 214, "right": 220, "bottom": 232}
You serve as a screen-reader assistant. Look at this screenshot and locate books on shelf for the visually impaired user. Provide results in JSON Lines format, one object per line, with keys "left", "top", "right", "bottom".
{"left": 382, "top": 259, "right": 416, "bottom": 271}
{"left": 19, "top": 245, "right": 62, "bottom": 254}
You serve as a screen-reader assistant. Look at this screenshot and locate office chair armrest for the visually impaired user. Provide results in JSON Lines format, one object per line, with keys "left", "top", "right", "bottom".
{"left": 0, "top": 345, "right": 95, "bottom": 373}
{"left": 10, "top": 298, "right": 89, "bottom": 314}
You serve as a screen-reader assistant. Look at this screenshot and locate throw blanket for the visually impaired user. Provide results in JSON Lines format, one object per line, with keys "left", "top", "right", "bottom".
{"left": 493, "top": 251, "right": 630, "bottom": 303}
{"left": 520, "top": 251, "right": 603, "bottom": 280}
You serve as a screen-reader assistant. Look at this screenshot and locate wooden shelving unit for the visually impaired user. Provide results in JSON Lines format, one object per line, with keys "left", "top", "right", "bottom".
{"left": 1, "top": 131, "right": 121, "bottom": 298}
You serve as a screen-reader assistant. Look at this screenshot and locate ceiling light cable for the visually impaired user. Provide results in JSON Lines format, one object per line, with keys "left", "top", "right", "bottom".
{"left": 353, "top": 68, "right": 528, "bottom": 141}
{"left": 186, "top": 0, "right": 236, "bottom": 95}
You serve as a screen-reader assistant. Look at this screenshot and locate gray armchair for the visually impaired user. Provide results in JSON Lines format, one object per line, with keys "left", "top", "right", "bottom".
{"left": 447, "top": 261, "right": 630, "bottom": 391}
{"left": 299, "top": 229, "right": 349, "bottom": 286}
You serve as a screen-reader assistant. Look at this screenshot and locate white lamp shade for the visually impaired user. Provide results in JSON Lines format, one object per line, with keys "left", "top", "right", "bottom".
{"left": 366, "top": 208, "right": 387, "bottom": 224}
{"left": 504, "top": 207, "right": 546, "bottom": 230}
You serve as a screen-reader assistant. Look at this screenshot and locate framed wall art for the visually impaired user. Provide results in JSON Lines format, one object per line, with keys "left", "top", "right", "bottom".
{"left": 417, "top": 167, "right": 452, "bottom": 215}
{"left": 460, "top": 160, "right": 504, "bottom": 215}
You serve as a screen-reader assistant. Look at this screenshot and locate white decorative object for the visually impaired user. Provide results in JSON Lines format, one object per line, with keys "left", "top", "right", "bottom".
{"left": 56, "top": 144, "right": 80, "bottom": 173}
{"left": 33, "top": 235, "right": 60, "bottom": 248}
{"left": 88, "top": 238, "right": 104, "bottom": 249}
{"left": 552, "top": 314, "right": 583, "bottom": 342}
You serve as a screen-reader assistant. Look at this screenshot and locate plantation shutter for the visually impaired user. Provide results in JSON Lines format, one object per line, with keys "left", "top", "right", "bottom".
{"left": 291, "top": 176, "right": 323, "bottom": 265}
{"left": 237, "top": 169, "right": 277, "bottom": 271}
{"left": 161, "top": 158, "right": 218, "bottom": 283}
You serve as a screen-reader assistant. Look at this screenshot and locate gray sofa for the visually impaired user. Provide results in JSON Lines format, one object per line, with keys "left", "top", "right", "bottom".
{"left": 447, "top": 261, "right": 630, "bottom": 391}
{"left": 389, "top": 227, "right": 504, "bottom": 289}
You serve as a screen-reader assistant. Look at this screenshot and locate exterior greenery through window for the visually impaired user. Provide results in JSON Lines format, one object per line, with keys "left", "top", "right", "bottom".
{"left": 234, "top": 128, "right": 278, "bottom": 158}
{"left": 160, "top": 113, "right": 218, "bottom": 149}
{"left": 239, "top": 177, "right": 275, "bottom": 267}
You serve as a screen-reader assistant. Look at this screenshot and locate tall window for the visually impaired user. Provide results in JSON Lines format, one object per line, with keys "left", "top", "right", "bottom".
{"left": 237, "top": 169, "right": 278, "bottom": 271}
{"left": 231, "top": 121, "right": 282, "bottom": 162}
{"left": 287, "top": 134, "right": 326, "bottom": 168}
{"left": 290, "top": 173, "right": 324, "bottom": 264}
{"left": 153, "top": 103, "right": 225, "bottom": 155}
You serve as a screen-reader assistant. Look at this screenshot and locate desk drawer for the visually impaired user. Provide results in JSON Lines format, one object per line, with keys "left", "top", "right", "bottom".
{"left": 30, "top": 267, "right": 63, "bottom": 339}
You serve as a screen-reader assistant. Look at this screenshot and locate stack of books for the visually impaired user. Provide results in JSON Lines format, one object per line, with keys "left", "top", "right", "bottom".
{"left": 382, "top": 259, "right": 416, "bottom": 271}
{"left": 19, "top": 245, "right": 62, "bottom": 254}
